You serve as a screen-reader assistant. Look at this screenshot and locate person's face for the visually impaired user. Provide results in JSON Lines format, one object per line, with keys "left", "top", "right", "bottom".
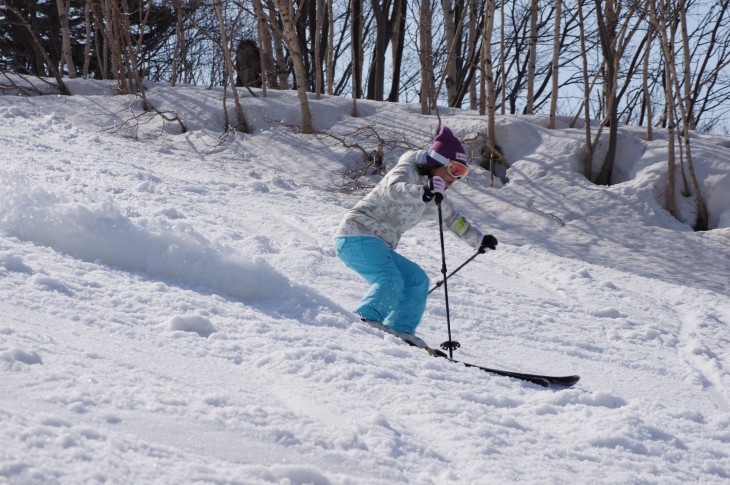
{"left": 433, "top": 165, "right": 457, "bottom": 188}
{"left": 433, "top": 160, "right": 470, "bottom": 188}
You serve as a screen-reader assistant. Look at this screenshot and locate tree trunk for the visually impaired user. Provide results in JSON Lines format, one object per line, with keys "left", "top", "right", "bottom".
{"left": 56, "top": 0, "right": 76, "bottom": 77}
{"left": 120, "top": 0, "right": 152, "bottom": 96}
{"left": 89, "top": 1, "right": 108, "bottom": 79}
{"left": 643, "top": 24, "right": 653, "bottom": 141}
{"left": 484, "top": 0, "right": 498, "bottom": 184}
{"left": 267, "top": 0, "right": 289, "bottom": 89}
{"left": 485, "top": 0, "right": 496, "bottom": 145}
{"left": 683, "top": 129, "right": 709, "bottom": 230}
{"left": 479, "top": 35, "right": 486, "bottom": 116}
{"left": 419, "top": 0, "right": 435, "bottom": 114}
{"left": 387, "top": 0, "right": 406, "bottom": 102}
{"left": 593, "top": 0, "right": 617, "bottom": 186}
{"left": 326, "top": 0, "right": 334, "bottom": 95}
{"left": 500, "top": 0, "right": 506, "bottom": 115}
{"left": 315, "top": 0, "right": 324, "bottom": 98}
{"left": 100, "top": 0, "right": 127, "bottom": 93}
{"left": 576, "top": 0, "right": 593, "bottom": 179}
{"left": 467, "top": 0, "right": 477, "bottom": 110}
{"left": 274, "top": 0, "right": 314, "bottom": 133}
{"left": 368, "top": 0, "right": 389, "bottom": 101}
{"left": 441, "top": 0, "right": 463, "bottom": 107}
{"left": 678, "top": 0, "right": 695, "bottom": 130}
{"left": 252, "top": 0, "right": 278, "bottom": 92}
{"left": 665, "top": 67, "right": 677, "bottom": 218}
{"left": 651, "top": 0, "right": 708, "bottom": 229}
{"left": 213, "top": 0, "right": 251, "bottom": 133}
{"left": 351, "top": 0, "right": 363, "bottom": 114}
{"left": 171, "top": 0, "right": 182, "bottom": 86}
{"left": 83, "top": 0, "right": 92, "bottom": 78}
{"left": 299, "top": 0, "right": 315, "bottom": 90}
{"left": 547, "top": 0, "right": 561, "bottom": 128}
{"left": 649, "top": 0, "right": 676, "bottom": 217}
{"left": 526, "top": 0, "right": 538, "bottom": 114}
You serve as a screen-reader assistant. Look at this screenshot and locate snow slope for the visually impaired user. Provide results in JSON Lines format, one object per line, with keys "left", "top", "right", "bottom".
{"left": 1, "top": 79, "right": 729, "bottom": 484}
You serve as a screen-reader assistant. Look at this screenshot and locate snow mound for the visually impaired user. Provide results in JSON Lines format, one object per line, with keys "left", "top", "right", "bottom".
{"left": 168, "top": 315, "right": 216, "bottom": 337}
{"left": 0, "top": 348, "right": 43, "bottom": 366}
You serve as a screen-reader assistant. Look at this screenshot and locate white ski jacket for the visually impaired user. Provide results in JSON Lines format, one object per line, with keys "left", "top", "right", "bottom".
{"left": 335, "top": 150, "right": 484, "bottom": 250}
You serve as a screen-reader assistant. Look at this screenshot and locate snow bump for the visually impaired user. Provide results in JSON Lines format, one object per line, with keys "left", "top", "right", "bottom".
{"left": 0, "top": 348, "right": 43, "bottom": 366}
{"left": 168, "top": 315, "right": 216, "bottom": 337}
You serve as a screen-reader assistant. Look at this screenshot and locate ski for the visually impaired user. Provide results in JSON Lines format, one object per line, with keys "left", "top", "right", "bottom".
{"left": 363, "top": 320, "right": 579, "bottom": 389}
{"left": 422, "top": 345, "right": 579, "bottom": 388}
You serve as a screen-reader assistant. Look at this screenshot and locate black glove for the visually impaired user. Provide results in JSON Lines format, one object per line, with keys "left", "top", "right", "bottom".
{"left": 479, "top": 234, "right": 498, "bottom": 253}
{"left": 422, "top": 176, "right": 446, "bottom": 204}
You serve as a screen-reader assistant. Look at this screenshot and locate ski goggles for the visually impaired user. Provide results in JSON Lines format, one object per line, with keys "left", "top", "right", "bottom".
{"left": 445, "top": 160, "right": 470, "bottom": 180}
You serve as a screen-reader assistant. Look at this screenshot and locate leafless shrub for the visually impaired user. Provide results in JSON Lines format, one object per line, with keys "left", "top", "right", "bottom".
{"left": 103, "top": 94, "right": 187, "bottom": 141}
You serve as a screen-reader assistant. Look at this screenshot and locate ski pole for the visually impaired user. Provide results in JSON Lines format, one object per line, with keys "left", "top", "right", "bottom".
{"left": 436, "top": 199, "right": 460, "bottom": 358}
{"left": 428, "top": 250, "right": 481, "bottom": 294}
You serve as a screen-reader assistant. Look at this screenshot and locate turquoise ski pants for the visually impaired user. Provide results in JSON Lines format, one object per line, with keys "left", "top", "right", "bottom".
{"left": 335, "top": 236, "right": 429, "bottom": 334}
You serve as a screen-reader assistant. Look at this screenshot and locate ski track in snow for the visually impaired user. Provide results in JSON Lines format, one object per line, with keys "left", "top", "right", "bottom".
{"left": 1, "top": 85, "right": 730, "bottom": 483}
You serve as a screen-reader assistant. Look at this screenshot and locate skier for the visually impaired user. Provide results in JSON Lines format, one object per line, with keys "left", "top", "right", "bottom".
{"left": 334, "top": 125, "right": 498, "bottom": 336}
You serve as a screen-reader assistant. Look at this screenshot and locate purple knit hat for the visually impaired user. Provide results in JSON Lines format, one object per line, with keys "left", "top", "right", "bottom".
{"left": 426, "top": 126, "right": 467, "bottom": 166}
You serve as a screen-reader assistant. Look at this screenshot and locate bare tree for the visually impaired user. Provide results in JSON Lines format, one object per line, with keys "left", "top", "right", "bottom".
{"left": 441, "top": 0, "right": 463, "bottom": 107}
{"left": 593, "top": 0, "right": 644, "bottom": 186}
{"left": 387, "top": 0, "right": 407, "bottom": 102}
{"left": 83, "top": 0, "right": 92, "bottom": 78}
{"left": 483, "top": 0, "right": 503, "bottom": 185}
{"left": 266, "top": 0, "right": 289, "bottom": 89}
{"left": 648, "top": 0, "right": 677, "bottom": 217}
{"left": 678, "top": 0, "right": 692, "bottom": 129}
{"left": 642, "top": 21, "right": 653, "bottom": 141}
{"left": 450, "top": 0, "right": 484, "bottom": 108}
{"left": 484, "top": 0, "right": 496, "bottom": 151}
{"left": 88, "top": 0, "right": 129, "bottom": 92}
{"left": 525, "top": 0, "right": 538, "bottom": 114}
{"left": 499, "top": 0, "right": 506, "bottom": 115}
{"left": 547, "top": 0, "right": 561, "bottom": 129}
{"left": 213, "top": 0, "right": 251, "bottom": 133}
{"left": 315, "top": 0, "right": 325, "bottom": 98}
{"left": 592, "top": 0, "right": 618, "bottom": 185}
{"left": 573, "top": 0, "right": 593, "bottom": 178}
{"left": 55, "top": 0, "right": 76, "bottom": 77}
{"left": 418, "top": 0, "right": 435, "bottom": 114}
{"left": 649, "top": 0, "right": 709, "bottom": 230}
{"left": 119, "top": 0, "right": 153, "bottom": 95}
{"left": 681, "top": 0, "right": 730, "bottom": 131}
{"left": 468, "top": 0, "right": 479, "bottom": 109}
{"left": 251, "top": 0, "right": 278, "bottom": 92}
{"left": 326, "top": 0, "right": 334, "bottom": 94}
{"left": 478, "top": 18, "right": 486, "bottom": 116}
{"left": 351, "top": 0, "right": 363, "bottom": 114}
{"left": 367, "top": 0, "right": 395, "bottom": 101}
{"left": 273, "top": 0, "right": 314, "bottom": 132}
{"left": 171, "top": 0, "right": 183, "bottom": 86}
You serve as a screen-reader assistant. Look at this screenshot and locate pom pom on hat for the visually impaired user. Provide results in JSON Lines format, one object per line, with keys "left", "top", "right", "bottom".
{"left": 427, "top": 126, "right": 467, "bottom": 166}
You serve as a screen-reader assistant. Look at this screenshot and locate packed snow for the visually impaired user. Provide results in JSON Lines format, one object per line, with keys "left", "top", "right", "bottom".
{"left": 1, "top": 78, "right": 729, "bottom": 484}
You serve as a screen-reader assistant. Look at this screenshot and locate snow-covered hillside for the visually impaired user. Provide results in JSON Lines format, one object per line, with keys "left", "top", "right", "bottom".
{"left": 1, "top": 79, "right": 729, "bottom": 484}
